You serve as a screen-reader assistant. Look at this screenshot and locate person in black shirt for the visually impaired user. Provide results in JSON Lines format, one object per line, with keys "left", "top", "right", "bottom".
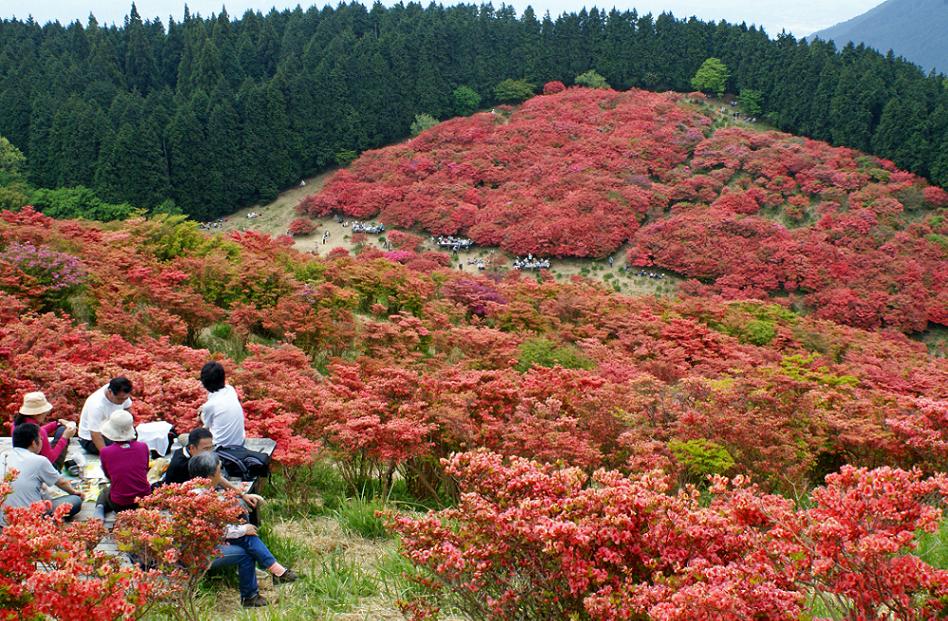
{"left": 163, "top": 427, "right": 262, "bottom": 510}
{"left": 165, "top": 427, "right": 213, "bottom": 483}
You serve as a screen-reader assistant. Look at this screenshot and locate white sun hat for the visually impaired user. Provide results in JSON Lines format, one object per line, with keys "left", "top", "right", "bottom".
{"left": 100, "top": 410, "right": 136, "bottom": 443}
{"left": 19, "top": 392, "right": 53, "bottom": 416}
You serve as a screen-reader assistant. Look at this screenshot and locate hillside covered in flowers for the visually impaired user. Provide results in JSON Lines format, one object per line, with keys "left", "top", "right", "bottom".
{"left": 2, "top": 204, "right": 946, "bottom": 487}
{"left": 2, "top": 205, "right": 948, "bottom": 617}
{"left": 300, "top": 87, "right": 948, "bottom": 334}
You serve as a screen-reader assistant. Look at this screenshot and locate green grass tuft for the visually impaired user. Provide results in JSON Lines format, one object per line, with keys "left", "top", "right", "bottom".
{"left": 334, "top": 498, "right": 390, "bottom": 539}
{"left": 300, "top": 552, "right": 378, "bottom": 612}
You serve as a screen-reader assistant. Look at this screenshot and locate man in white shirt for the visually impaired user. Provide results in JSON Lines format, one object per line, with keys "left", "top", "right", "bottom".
{"left": 0, "top": 423, "right": 83, "bottom": 526}
{"left": 78, "top": 376, "right": 133, "bottom": 454}
{"left": 199, "top": 362, "right": 245, "bottom": 448}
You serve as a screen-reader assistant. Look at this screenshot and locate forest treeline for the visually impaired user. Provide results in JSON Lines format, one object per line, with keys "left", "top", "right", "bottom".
{"left": 1, "top": 2, "right": 946, "bottom": 219}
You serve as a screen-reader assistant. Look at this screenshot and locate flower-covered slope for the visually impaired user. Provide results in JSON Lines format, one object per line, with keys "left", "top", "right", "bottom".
{"left": 1, "top": 207, "right": 946, "bottom": 486}
{"left": 300, "top": 87, "right": 948, "bottom": 333}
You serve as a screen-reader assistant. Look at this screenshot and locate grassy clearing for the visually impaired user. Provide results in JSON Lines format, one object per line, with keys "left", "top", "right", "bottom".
{"left": 174, "top": 460, "right": 436, "bottom": 620}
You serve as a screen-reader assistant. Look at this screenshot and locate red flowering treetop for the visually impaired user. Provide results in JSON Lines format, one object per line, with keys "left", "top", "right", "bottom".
{"left": 287, "top": 217, "right": 316, "bottom": 236}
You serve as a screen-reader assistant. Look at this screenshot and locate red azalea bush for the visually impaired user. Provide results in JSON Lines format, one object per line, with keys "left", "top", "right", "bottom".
{"left": 0, "top": 475, "right": 162, "bottom": 620}
{"left": 113, "top": 479, "right": 244, "bottom": 621}
{"left": 542, "top": 80, "right": 566, "bottom": 95}
{"left": 390, "top": 451, "right": 948, "bottom": 621}
{"left": 287, "top": 217, "right": 316, "bottom": 236}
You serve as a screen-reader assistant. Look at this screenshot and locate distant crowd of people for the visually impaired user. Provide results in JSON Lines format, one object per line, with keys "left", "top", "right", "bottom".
{"left": 635, "top": 270, "right": 667, "bottom": 280}
{"left": 198, "top": 218, "right": 226, "bottom": 231}
{"left": 435, "top": 235, "right": 474, "bottom": 251}
{"left": 351, "top": 222, "right": 385, "bottom": 234}
{"left": 0, "top": 362, "right": 297, "bottom": 608}
{"left": 513, "top": 254, "right": 551, "bottom": 270}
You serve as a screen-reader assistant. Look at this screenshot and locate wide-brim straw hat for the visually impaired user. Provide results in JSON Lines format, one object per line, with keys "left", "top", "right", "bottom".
{"left": 100, "top": 410, "right": 136, "bottom": 442}
{"left": 19, "top": 391, "right": 53, "bottom": 416}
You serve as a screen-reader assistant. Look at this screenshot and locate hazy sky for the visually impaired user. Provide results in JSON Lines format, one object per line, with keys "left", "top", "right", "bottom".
{"left": 1, "top": 0, "right": 883, "bottom": 37}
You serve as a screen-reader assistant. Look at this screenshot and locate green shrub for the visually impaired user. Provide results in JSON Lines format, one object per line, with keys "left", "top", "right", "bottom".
{"left": 31, "top": 186, "right": 139, "bottom": 221}
{"left": 210, "top": 322, "right": 232, "bottom": 339}
{"left": 334, "top": 149, "right": 358, "bottom": 167}
{"left": 738, "top": 88, "right": 763, "bottom": 116}
{"left": 516, "top": 337, "right": 594, "bottom": 372}
{"left": 137, "top": 213, "right": 208, "bottom": 261}
{"left": 743, "top": 319, "right": 777, "bottom": 345}
{"left": 574, "top": 69, "right": 610, "bottom": 89}
{"left": 0, "top": 184, "right": 29, "bottom": 211}
{"left": 452, "top": 86, "right": 481, "bottom": 116}
{"left": 669, "top": 438, "right": 735, "bottom": 480}
{"left": 691, "top": 57, "right": 729, "bottom": 96}
{"left": 780, "top": 353, "right": 859, "bottom": 387}
{"left": 927, "top": 233, "right": 948, "bottom": 251}
{"left": 410, "top": 113, "right": 439, "bottom": 136}
{"left": 494, "top": 78, "right": 535, "bottom": 103}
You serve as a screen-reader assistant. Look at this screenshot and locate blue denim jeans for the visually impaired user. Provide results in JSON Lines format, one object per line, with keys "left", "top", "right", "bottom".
{"left": 48, "top": 494, "right": 83, "bottom": 521}
{"left": 209, "top": 535, "right": 277, "bottom": 599}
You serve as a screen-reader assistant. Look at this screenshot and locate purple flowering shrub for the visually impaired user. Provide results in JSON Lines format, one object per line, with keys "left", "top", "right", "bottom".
{"left": 0, "top": 241, "right": 86, "bottom": 308}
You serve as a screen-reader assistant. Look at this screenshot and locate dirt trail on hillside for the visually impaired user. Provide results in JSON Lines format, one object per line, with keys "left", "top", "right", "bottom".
{"left": 213, "top": 170, "right": 680, "bottom": 298}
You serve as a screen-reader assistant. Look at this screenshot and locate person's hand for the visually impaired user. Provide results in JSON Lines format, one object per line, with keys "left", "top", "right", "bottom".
{"left": 63, "top": 426, "right": 77, "bottom": 439}
{"left": 244, "top": 525, "right": 258, "bottom": 537}
{"left": 241, "top": 493, "right": 264, "bottom": 508}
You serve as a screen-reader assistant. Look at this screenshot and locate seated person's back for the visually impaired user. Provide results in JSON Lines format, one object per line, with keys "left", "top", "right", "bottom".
{"left": 99, "top": 411, "right": 151, "bottom": 510}
{"left": 199, "top": 362, "right": 245, "bottom": 448}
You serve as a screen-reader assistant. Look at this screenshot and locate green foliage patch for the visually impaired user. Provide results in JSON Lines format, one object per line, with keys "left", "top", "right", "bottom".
{"left": 516, "top": 337, "right": 594, "bottom": 372}
{"left": 669, "top": 438, "right": 736, "bottom": 479}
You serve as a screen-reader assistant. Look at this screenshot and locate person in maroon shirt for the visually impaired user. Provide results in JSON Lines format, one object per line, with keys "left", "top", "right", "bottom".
{"left": 12, "top": 392, "right": 76, "bottom": 469}
{"left": 94, "top": 410, "right": 152, "bottom": 519}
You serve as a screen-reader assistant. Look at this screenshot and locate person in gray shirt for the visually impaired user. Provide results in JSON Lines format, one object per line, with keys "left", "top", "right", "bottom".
{"left": 0, "top": 423, "right": 83, "bottom": 527}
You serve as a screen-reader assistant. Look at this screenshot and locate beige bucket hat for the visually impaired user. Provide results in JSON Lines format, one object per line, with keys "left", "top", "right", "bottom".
{"left": 19, "top": 392, "right": 53, "bottom": 416}
{"left": 100, "top": 410, "right": 136, "bottom": 442}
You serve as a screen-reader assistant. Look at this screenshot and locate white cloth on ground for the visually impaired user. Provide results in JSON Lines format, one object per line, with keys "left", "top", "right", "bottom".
{"left": 136, "top": 421, "right": 174, "bottom": 456}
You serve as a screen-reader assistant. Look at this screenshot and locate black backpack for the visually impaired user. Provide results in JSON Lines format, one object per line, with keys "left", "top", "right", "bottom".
{"left": 216, "top": 445, "right": 271, "bottom": 481}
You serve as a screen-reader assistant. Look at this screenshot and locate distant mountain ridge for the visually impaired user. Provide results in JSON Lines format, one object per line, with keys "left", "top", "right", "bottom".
{"left": 810, "top": 0, "right": 948, "bottom": 74}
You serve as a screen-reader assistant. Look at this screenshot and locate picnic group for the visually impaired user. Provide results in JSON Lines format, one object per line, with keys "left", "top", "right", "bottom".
{"left": 0, "top": 361, "right": 298, "bottom": 608}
